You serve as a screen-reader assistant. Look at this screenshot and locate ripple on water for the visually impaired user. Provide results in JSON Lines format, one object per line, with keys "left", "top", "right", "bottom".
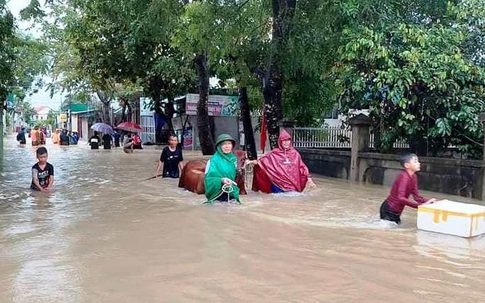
{"left": 3, "top": 136, "right": 485, "bottom": 302}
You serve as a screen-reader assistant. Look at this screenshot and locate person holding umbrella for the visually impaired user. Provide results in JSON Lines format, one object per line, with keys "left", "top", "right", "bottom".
{"left": 102, "top": 132, "right": 112, "bottom": 149}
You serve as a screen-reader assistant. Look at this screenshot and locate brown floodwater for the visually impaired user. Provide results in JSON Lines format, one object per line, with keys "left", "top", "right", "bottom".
{"left": 1, "top": 135, "right": 485, "bottom": 303}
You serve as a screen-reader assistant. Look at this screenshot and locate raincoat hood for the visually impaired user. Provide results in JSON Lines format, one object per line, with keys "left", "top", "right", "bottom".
{"left": 277, "top": 129, "right": 293, "bottom": 150}
{"left": 257, "top": 129, "right": 310, "bottom": 192}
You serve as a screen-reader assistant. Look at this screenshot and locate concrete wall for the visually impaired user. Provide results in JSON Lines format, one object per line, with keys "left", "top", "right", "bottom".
{"left": 299, "top": 148, "right": 484, "bottom": 200}
{"left": 298, "top": 148, "right": 351, "bottom": 179}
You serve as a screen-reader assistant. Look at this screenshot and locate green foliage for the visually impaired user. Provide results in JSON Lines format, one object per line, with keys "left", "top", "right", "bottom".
{"left": 333, "top": 2, "right": 485, "bottom": 158}
{"left": 0, "top": 0, "right": 14, "bottom": 102}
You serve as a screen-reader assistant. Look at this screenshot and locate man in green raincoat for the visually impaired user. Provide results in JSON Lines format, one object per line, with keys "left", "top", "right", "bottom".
{"left": 204, "top": 134, "right": 241, "bottom": 203}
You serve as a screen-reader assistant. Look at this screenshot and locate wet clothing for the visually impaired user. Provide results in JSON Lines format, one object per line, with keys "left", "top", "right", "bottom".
{"left": 380, "top": 200, "right": 401, "bottom": 224}
{"left": 204, "top": 134, "right": 240, "bottom": 203}
{"left": 52, "top": 131, "right": 60, "bottom": 144}
{"left": 89, "top": 135, "right": 100, "bottom": 149}
{"left": 31, "top": 130, "right": 41, "bottom": 146}
{"left": 252, "top": 130, "right": 310, "bottom": 193}
{"left": 70, "top": 134, "right": 79, "bottom": 145}
{"left": 132, "top": 134, "right": 143, "bottom": 149}
{"left": 102, "top": 134, "right": 112, "bottom": 149}
{"left": 31, "top": 162, "right": 54, "bottom": 190}
{"left": 39, "top": 131, "right": 46, "bottom": 145}
{"left": 160, "top": 146, "right": 183, "bottom": 178}
{"left": 385, "top": 170, "right": 427, "bottom": 215}
{"left": 60, "top": 131, "right": 70, "bottom": 145}
{"left": 113, "top": 132, "right": 120, "bottom": 147}
{"left": 17, "top": 131, "right": 26, "bottom": 144}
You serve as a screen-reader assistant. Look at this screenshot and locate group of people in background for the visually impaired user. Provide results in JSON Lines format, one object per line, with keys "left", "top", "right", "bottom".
{"left": 87, "top": 130, "right": 142, "bottom": 151}
{"left": 52, "top": 128, "right": 79, "bottom": 146}
{"left": 24, "top": 124, "right": 432, "bottom": 225}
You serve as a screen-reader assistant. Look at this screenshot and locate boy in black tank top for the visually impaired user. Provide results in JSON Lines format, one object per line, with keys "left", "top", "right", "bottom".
{"left": 31, "top": 147, "right": 55, "bottom": 191}
{"left": 154, "top": 135, "right": 184, "bottom": 178}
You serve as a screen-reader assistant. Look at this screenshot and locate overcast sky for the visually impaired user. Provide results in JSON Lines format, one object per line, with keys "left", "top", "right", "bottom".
{"left": 7, "top": 0, "right": 63, "bottom": 110}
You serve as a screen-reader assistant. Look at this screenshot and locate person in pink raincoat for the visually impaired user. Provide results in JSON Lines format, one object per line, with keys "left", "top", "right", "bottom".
{"left": 247, "top": 129, "right": 316, "bottom": 193}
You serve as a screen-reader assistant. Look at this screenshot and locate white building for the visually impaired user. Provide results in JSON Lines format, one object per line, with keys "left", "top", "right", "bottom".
{"left": 31, "top": 106, "right": 52, "bottom": 123}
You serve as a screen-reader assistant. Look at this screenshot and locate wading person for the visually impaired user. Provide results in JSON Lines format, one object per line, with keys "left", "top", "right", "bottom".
{"left": 16, "top": 127, "right": 26, "bottom": 145}
{"left": 59, "top": 129, "right": 70, "bottom": 146}
{"left": 379, "top": 153, "right": 436, "bottom": 224}
{"left": 154, "top": 135, "right": 184, "bottom": 178}
{"left": 246, "top": 129, "right": 315, "bottom": 193}
{"left": 31, "top": 147, "right": 54, "bottom": 192}
{"left": 204, "top": 134, "right": 240, "bottom": 203}
{"left": 89, "top": 131, "right": 100, "bottom": 150}
{"left": 102, "top": 132, "right": 112, "bottom": 149}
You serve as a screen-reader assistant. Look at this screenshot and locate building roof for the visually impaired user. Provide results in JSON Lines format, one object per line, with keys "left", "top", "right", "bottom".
{"left": 34, "top": 106, "right": 52, "bottom": 115}
{"left": 69, "top": 104, "right": 89, "bottom": 113}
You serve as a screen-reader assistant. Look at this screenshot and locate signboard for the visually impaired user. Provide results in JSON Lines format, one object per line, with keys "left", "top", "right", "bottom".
{"left": 59, "top": 113, "right": 68, "bottom": 122}
{"left": 183, "top": 128, "right": 193, "bottom": 148}
{"left": 6, "top": 93, "right": 14, "bottom": 110}
{"left": 186, "top": 94, "right": 239, "bottom": 116}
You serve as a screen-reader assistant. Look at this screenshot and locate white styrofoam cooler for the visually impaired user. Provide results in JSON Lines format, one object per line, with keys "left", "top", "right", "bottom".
{"left": 417, "top": 200, "right": 485, "bottom": 238}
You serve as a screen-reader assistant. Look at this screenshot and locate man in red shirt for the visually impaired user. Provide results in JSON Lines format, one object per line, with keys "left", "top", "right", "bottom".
{"left": 380, "top": 153, "right": 436, "bottom": 224}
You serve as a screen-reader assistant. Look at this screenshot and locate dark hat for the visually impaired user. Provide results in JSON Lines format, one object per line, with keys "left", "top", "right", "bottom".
{"left": 215, "top": 133, "right": 236, "bottom": 147}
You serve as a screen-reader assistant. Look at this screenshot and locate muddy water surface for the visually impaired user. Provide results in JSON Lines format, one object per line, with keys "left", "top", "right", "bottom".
{"left": 1, "top": 136, "right": 485, "bottom": 303}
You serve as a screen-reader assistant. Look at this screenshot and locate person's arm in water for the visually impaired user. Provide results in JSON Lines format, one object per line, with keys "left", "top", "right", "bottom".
{"left": 46, "top": 175, "right": 55, "bottom": 190}
{"left": 32, "top": 168, "right": 46, "bottom": 192}
{"left": 154, "top": 148, "right": 166, "bottom": 177}
{"left": 300, "top": 158, "right": 315, "bottom": 188}
{"left": 154, "top": 160, "right": 163, "bottom": 177}
{"left": 178, "top": 147, "right": 184, "bottom": 176}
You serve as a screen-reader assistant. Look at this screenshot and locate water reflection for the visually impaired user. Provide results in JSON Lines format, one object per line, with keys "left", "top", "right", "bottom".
{"left": 1, "top": 135, "right": 485, "bottom": 302}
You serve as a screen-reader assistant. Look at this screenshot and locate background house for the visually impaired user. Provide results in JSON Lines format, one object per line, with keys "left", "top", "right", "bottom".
{"left": 31, "top": 106, "right": 52, "bottom": 124}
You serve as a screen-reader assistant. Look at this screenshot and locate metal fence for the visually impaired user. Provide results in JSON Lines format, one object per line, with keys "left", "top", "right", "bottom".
{"left": 293, "top": 127, "right": 352, "bottom": 148}
{"left": 293, "top": 127, "right": 409, "bottom": 149}
{"left": 140, "top": 115, "right": 156, "bottom": 143}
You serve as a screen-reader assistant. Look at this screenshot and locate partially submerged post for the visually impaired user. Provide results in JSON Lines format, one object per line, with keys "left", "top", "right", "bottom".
{"left": 349, "top": 114, "right": 372, "bottom": 182}
{"left": 479, "top": 113, "right": 485, "bottom": 200}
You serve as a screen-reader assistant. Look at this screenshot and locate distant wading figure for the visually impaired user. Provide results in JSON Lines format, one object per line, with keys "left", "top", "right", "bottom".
{"left": 122, "top": 133, "right": 134, "bottom": 153}
{"left": 89, "top": 131, "right": 100, "bottom": 150}
{"left": 31, "top": 126, "right": 42, "bottom": 146}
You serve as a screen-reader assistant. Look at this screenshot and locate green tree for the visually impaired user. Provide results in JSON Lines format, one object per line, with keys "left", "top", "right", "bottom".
{"left": 333, "top": 2, "right": 485, "bottom": 158}
{"left": 0, "top": 0, "right": 14, "bottom": 148}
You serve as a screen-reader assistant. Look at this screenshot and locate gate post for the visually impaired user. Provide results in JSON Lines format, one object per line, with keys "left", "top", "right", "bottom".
{"left": 349, "top": 114, "right": 372, "bottom": 182}
{"left": 479, "top": 113, "right": 485, "bottom": 200}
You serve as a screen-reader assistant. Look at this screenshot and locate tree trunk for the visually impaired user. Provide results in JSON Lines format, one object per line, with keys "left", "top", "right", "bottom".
{"left": 260, "top": 0, "right": 295, "bottom": 149}
{"left": 0, "top": 100, "right": 4, "bottom": 153}
{"left": 194, "top": 52, "right": 215, "bottom": 155}
{"left": 265, "top": 66, "right": 283, "bottom": 149}
{"left": 133, "top": 95, "right": 140, "bottom": 125}
{"left": 150, "top": 77, "right": 169, "bottom": 144}
{"left": 102, "top": 103, "right": 110, "bottom": 124}
{"left": 165, "top": 97, "right": 175, "bottom": 134}
{"left": 96, "top": 91, "right": 111, "bottom": 124}
{"left": 239, "top": 87, "right": 257, "bottom": 160}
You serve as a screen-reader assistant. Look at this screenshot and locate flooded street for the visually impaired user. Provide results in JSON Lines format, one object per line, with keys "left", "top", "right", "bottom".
{"left": 1, "top": 135, "right": 485, "bottom": 302}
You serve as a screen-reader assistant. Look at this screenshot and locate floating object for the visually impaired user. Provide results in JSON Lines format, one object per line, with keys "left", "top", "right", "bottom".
{"left": 417, "top": 200, "right": 485, "bottom": 238}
